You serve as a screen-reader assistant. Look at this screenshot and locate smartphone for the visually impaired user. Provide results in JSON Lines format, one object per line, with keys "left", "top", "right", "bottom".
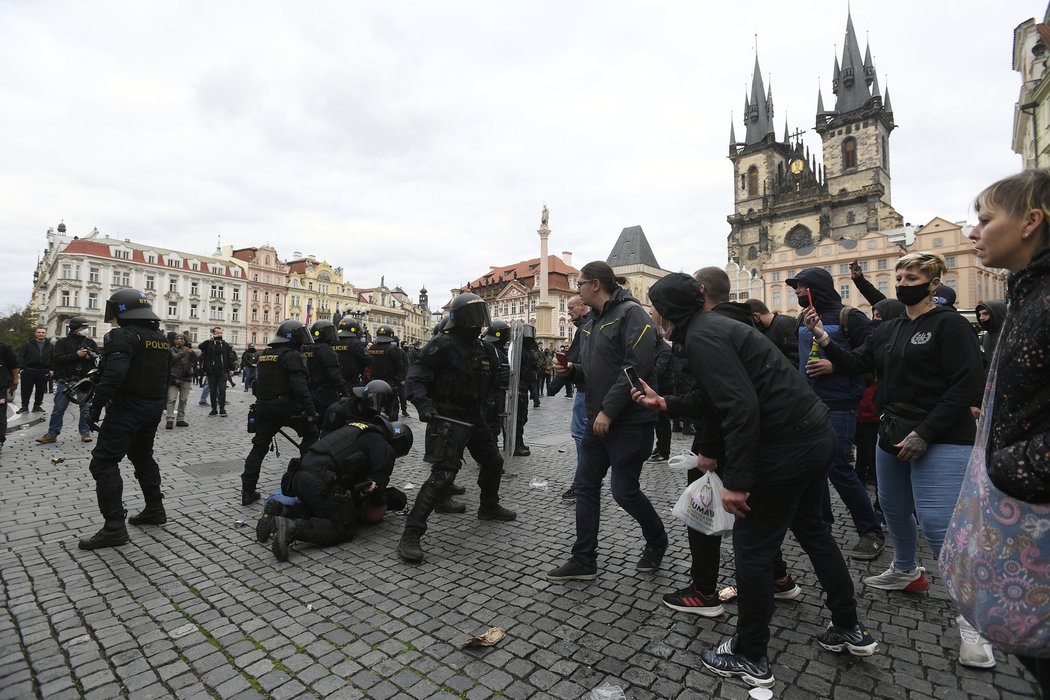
{"left": 555, "top": 351, "right": 567, "bottom": 366}
{"left": 848, "top": 259, "right": 861, "bottom": 273}
{"left": 623, "top": 366, "right": 643, "bottom": 393}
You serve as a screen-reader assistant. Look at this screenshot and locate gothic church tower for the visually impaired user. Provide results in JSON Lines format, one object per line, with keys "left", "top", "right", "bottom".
{"left": 727, "top": 10, "right": 902, "bottom": 273}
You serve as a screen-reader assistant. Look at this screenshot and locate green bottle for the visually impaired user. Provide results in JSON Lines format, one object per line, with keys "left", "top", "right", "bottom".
{"left": 808, "top": 337, "right": 821, "bottom": 362}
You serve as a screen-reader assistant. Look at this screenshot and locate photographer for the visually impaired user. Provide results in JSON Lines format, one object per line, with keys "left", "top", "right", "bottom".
{"left": 37, "top": 317, "right": 98, "bottom": 445}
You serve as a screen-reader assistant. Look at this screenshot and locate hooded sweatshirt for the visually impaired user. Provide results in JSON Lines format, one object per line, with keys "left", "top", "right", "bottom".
{"left": 650, "top": 273, "right": 828, "bottom": 491}
{"left": 819, "top": 304, "right": 983, "bottom": 446}
{"left": 975, "top": 300, "right": 1007, "bottom": 366}
{"left": 791, "top": 267, "right": 873, "bottom": 409}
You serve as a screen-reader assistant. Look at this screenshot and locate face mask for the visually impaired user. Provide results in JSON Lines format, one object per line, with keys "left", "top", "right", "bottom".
{"left": 895, "top": 284, "right": 931, "bottom": 307}
{"left": 796, "top": 293, "right": 810, "bottom": 307}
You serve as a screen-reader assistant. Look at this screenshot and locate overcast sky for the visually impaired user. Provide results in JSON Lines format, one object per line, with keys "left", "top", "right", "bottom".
{"left": 0, "top": 1, "right": 1029, "bottom": 312}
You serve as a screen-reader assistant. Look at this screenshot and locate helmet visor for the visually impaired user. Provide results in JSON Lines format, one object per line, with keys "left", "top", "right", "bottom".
{"left": 452, "top": 300, "right": 491, "bottom": 329}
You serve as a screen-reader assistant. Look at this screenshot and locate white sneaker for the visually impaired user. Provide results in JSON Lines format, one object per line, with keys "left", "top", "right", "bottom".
{"left": 956, "top": 616, "right": 996, "bottom": 669}
{"left": 862, "top": 566, "right": 930, "bottom": 592}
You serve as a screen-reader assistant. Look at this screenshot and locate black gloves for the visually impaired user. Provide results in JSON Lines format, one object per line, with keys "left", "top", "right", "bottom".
{"left": 417, "top": 405, "right": 437, "bottom": 423}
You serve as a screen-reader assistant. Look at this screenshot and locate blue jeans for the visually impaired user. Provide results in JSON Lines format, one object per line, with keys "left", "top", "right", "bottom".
{"left": 571, "top": 423, "right": 665, "bottom": 568}
{"left": 824, "top": 409, "right": 882, "bottom": 539}
{"left": 875, "top": 442, "right": 971, "bottom": 572}
{"left": 199, "top": 382, "right": 210, "bottom": 403}
{"left": 570, "top": 392, "right": 587, "bottom": 484}
{"left": 242, "top": 366, "right": 257, "bottom": 392}
{"left": 48, "top": 380, "right": 92, "bottom": 436}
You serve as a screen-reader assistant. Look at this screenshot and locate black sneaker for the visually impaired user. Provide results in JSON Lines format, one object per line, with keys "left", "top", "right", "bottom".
{"left": 209, "top": 410, "right": 218, "bottom": 416}
{"left": 662, "top": 585, "right": 725, "bottom": 617}
{"left": 176, "top": 420, "right": 189, "bottom": 427}
{"left": 165, "top": 420, "right": 174, "bottom": 430}
{"left": 256, "top": 499, "right": 284, "bottom": 543}
{"left": 32, "top": 406, "right": 45, "bottom": 413}
{"left": 16, "top": 407, "right": 28, "bottom": 414}
{"left": 636, "top": 540, "right": 668, "bottom": 572}
{"left": 647, "top": 453, "right": 669, "bottom": 463}
{"left": 848, "top": 534, "right": 886, "bottom": 561}
{"left": 700, "top": 639, "right": 774, "bottom": 688}
{"left": 513, "top": 446, "right": 531, "bottom": 457}
{"left": 219, "top": 409, "right": 228, "bottom": 417}
{"left": 78, "top": 521, "right": 130, "bottom": 551}
{"left": 773, "top": 575, "right": 802, "bottom": 600}
{"left": 561, "top": 485, "right": 576, "bottom": 501}
{"left": 272, "top": 517, "right": 295, "bottom": 562}
{"left": 478, "top": 504, "right": 517, "bottom": 521}
{"left": 241, "top": 489, "right": 261, "bottom": 507}
{"left": 546, "top": 561, "right": 597, "bottom": 581}
{"left": 817, "top": 623, "right": 879, "bottom": 656}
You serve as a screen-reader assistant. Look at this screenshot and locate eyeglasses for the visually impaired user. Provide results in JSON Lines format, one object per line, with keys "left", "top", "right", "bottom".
{"left": 576, "top": 278, "right": 596, "bottom": 289}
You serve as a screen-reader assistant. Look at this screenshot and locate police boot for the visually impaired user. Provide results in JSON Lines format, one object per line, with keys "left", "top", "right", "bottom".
{"left": 241, "top": 480, "right": 261, "bottom": 507}
{"left": 477, "top": 470, "right": 517, "bottom": 521}
{"left": 256, "top": 500, "right": 284, "bottom": 543}
{"left": 272, "top": 517, "right": 298, "bottom": 562}
{"left": 128, "top": 501, "right": 167, "bottom": 526}
{"left": 398, "top": 527, "right": 425, "bottom": 563}
{"left": 78, "top": 517, "right": 130, "bottom": 550}
{"left": 435, "top": 497, "right": 467, "bottom": 514}
{"left": 398, "top": 477, "right": 448, "bottom": 562}
{"left": 449, "top": 482, "right": 466, "bottom": 496}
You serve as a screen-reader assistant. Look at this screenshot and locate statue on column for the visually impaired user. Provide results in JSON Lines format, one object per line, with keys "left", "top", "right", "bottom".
{"left": 541, "top": 204, "right": 549, "bottom": 228}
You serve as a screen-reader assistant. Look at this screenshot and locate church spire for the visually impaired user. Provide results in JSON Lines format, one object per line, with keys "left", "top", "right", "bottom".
{"left": 863, "top": 43, "right": 875, "bottom": 87}
{"left": 834, "top": 9, "right": 873, "bottom": 112}
{"left": 744, "top": 54, "right": 775, "bottom": 145}
{"left": 729, "top": 117, "right": 738, "bottom": 154}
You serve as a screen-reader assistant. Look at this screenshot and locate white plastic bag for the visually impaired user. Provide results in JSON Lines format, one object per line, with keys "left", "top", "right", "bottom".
{"left": 671, "top": 472, "right": 735, "bottom": 535}
{"left": 667, "top": 451, "right": 697, "bottom": 471}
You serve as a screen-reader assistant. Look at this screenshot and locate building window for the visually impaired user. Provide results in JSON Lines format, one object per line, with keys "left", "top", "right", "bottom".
{"left": 842, "top": 137, "right": 857, "bottom": 170}
{"left": 822, "top": 247, "right": 831, "bottom": 256}
{"left": 89, "top": 267, "right": 100, "bottom": 283}
{"left": 877, "top": 258, "right": 888, "bottom": 270}
{"left": 60, "top": 290, "right": 70, "bottom": 306}
{"left": 145, "top": 275, "right": 156, "bottom": 291}
{"left": 881, "top": 135, "right": 888, "bottom": 169}
{"left": 232, "top": 288, "right": 240, "bottom": 302}
{"left": 115, "top": 249, "right": 130, "bottom": 260}
{"left": 946, "top": 255, "right": 957, "bottom": 268}
{"left": 189, "top": 329, "right": 198, "bottom": 343}
{"left": 771, "top": 291, "right": 781, "bottom": 307}
{"left": 771, "top": 271, "right": 781, "bottom": 282}
{"left": 190, "top": 282, "right": 199, "bottom": 296}
{"left": 860, "top": 260, "right": 869, "bottom": 271}
{"left": 190, "top": 304, "right": 199, "bottom": 319}
{"left": 231, "top": 308, "right": 240, "bottom": 322}
{"left": 61, "top": 263, "right": 73, "bottom": 279}
{"left": 747, "top": 165, "right": 759, "bottom": 196}
{"left": 190, "top": 262, "right": 199, "bottom": 271}
{"left": 264, "top": 291, "right": 270, "bottom": 303}
{"left": 251, "top": 308, "right": 259, "bottom": 321}
{"left": 112, "top": 271, "right": 130, "bottom": 287}
{"left": 210, "top": 306, "right": 225, "bottom": 321}
{"left": 147, "top": 254, "right": 156, "bottom": 264}
{"left": 210, "top": 285, "right": 225, "bottom": 299}
{"left": 169, "top": 279, "right": 178, "bottom": 292}
{"left": 252, "top": 290, "right": 259, "bottom": 302}
{"left": 847, "top": 211, "right": 856, "bottom": 224}
{"left": 251, "top": 332, "right": 257, "bottom": 345}
{"left": 88, "top": 292, "right": 99, "bottom": 309}
{"left": 263, "top": 310, "right": 270, "bottom": 322}
{"left": 877, "top": 280, "right": 889, "bottom": 294}
{"left": 230, "top": 330, "right": 239, "bottom": 345}
{"left": 839, "top": 264, "right": 850, "bottom": 275}
{"left": 167, "top": 259, "right": 180, "bottom": 268}
{"left": 275, "top": 293, "right": 280, "bottom": 305}
{"left": 933, "top": 237, "right": 944, "bottom": 248}
{"left": 840, "top": 284, "right": 851, "bottom": 300}
{"left": 168, "top": 303, "right": 177, "bottom": 316}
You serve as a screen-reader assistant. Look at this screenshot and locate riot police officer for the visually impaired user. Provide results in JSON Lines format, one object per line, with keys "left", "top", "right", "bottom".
{"left": 482, "top": 319, "right": 512, "bottom": 445}
{"left": 304, "top": 320, "right": 348, "bottom": 417}
{"left": 270, "top": 417, "right": 413, "bottom": 562}
{"left": 367, "top": 324, "right": 403, "bottom": 421}
{"left": 514, "top": 324, "right": 542, "bottom": 456}
{"left": 332, "top": 317, "right": 372, "bottom": 387}
{"left": 78, "top": 289, "right": 171, "bottom": 550}
{"left": 319, "top": 379, "right": 395, "bottom": 436}
{"left": 397, "top": 293, "right": 516, "bottom": 563}
{"left": 241, "top": 320, "right": 319, "bottom": 506}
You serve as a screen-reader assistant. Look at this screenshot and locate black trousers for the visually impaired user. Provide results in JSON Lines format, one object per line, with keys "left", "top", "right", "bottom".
{"left": 654, "top": 411, "right": 671, "bottom": 458}
{"left": 287, "top": 469, "right": 355, "bottom": 547}
{"left": 1017, "top": 655, "right": 1050, "bottom": 700}
{"left": 207, "top": 372, "right": 228, "bottom": 410}
{"left": 242, "top": 401, "right": 318, "bottom": 491}
{"left": 732, "top": 422, "right": 858, "bottom": 661}
{"left": 515, "top": 391, "right": 529, "bottom": 448}
{"left": 89, "top": 397, "right": 166, "bottom": 521}
{"left": 20, "top": 368, "right": 48, "bottom": 409}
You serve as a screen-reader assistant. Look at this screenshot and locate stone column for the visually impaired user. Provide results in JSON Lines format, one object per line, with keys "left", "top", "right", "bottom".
{"left": 535, "top": 223, "right": 556, "bottom": 342}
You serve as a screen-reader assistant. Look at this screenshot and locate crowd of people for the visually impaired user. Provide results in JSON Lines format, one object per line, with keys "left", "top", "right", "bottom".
{"left": 1, "top": 170, "right": 1047, "bottom": 696}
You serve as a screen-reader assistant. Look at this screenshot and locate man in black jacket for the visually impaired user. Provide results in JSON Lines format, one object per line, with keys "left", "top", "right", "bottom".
{"left": 0, "top": 339, "right": 19, "bottom": 456}
{"left": 17, "top": 327, "right": 52, "bottom": 414}
{"left": 640, "top": 272, "right": 877, "bottom": 689}
{"left": 38, "top": 316, "right": 98, "bottom": 445}
{"left": 198, "top": 327, "right": 238, "bottom": 416}
{"left": 747, "top": 299, "right": 800, "bottom": 368}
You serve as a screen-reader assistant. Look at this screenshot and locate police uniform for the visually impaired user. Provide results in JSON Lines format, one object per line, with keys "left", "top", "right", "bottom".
{"left": 367, "top": 335, "right": 403, "bottom": 421}
{"left": 482, "top": 336, "right": 510, "bottom": 446}
{"left": 303, "top": 341, "right": 347, "bottom": 417}
{"left": 241, "top": 336, "right": 319, "bottom": 506}
{"left": 514, "top": 336, "right": 541, "bottom": 455}
{"left": 79, "top": 290, "right": 171, "bottom": 550}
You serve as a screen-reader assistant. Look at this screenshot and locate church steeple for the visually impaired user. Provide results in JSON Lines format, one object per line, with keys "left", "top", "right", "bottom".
{"left": 729, "top": 118, "right": 738, "bottom": 154}
{"left": 833, "top": 9, "right": 873, "bottom": 112}
{"left": 744, "top": 55, "right": 775, "bottom": 145}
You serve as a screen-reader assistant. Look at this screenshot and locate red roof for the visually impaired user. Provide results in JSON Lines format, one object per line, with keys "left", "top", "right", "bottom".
{"left": 58, "top": 238, "right": 238, "bottom": 277}
{"left": 467, "top": 255, "right": 579, "bottom": 293}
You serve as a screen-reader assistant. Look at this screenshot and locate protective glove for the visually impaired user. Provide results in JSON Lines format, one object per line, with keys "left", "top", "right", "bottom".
{"left": 417, "top": 405, "right": 437, "bottom": 423}
{"left": 86, "top": 406, "right": 103, "bottom": 431}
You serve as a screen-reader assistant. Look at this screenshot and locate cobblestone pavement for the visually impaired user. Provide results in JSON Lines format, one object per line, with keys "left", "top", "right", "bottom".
{"left": 0, "top": 385, "right": 1040, "bottom": 699}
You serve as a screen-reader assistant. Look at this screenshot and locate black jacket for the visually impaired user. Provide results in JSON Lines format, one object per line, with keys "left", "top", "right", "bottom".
{"left": 820, "top": 305, "right": 983, "bottom": 446}
{"left": 0, "top": 342, "right": 17, "bottom": 390}
{"left": 571, "top": 288, "right": 656, "bottom": 426}
{"left": 759, "top": 313, "right": 799, "bottom": 367}
{"left": 198, "top": 337, "right": 237, "bottom": 374}
{"left": 19, "top": 338, "right": 54, "bottom": 369}
{"left": 649, "top": 273, "right": 827, "bottom": 492}
{"left": 975, "top": 299, "right": 1007, "bottom": 368}
{"left": 52, "top": 333, "right": 99, "bottom": 381}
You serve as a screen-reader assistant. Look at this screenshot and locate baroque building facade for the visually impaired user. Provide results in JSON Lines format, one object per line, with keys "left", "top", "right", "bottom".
{"left": 228, "top": 245, "right": 289, "bottom": 348}
{"left": 1013, "top": 5, "right": 1050, "bottom": 168}
{"left": 727, "top": 11, "right": 903, "bottom": 278}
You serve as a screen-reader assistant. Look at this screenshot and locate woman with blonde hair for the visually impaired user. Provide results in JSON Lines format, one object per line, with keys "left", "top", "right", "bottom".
{"left": 803, "top": 250, "right": 988, "bottom": 667}
{"left": 942, "top": 170, "right": 1050, "bottom": 697}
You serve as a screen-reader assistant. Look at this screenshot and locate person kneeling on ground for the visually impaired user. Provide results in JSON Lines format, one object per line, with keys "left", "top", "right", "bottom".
{"left": 262, "top": 416, "right": 412, "bottom": 562}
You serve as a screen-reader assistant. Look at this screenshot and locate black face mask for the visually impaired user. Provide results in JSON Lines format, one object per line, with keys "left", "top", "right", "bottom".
{"left": 796, "top": 293, "right": 810, "bottom": 307}
{"left": 895, "top": 284, "right": 931, "bottom": 307}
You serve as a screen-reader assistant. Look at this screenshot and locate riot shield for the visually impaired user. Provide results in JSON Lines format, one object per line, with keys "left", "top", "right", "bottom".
{"left": 501, "top": 321, "right": 524, "bottom": 465}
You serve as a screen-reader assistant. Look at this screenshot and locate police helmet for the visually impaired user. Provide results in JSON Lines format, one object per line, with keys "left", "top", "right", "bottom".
{"left": 432, "top": 316, "right": 450, "bottom": 336}
{"left": 310, "top": 320, "right": 338, "bottom": 344}
{"left": 104, "top": 289, "right": 160, "bottom": 324}
{"left": 352, "top": 379, "right": 393, "bottom": 414}
{"left": 337, "top": 317, "right": 363, "bottom": 340}
{"left": 483, "top": 319, "right": 511, "bottom": 344}
{"left": 67, "top": 316, "right": 90, "bottom": 334}
{"left": 374, "top": 324, "right": 395, "bottom": 343}
{"left": 447, "top": 293, "right": 490, "bottom": 330}
{"left": 270, "top": 319, "right": 313, "bottom": 347}
{"left": 371, "top": 416, "right": 414, "bottom": 458}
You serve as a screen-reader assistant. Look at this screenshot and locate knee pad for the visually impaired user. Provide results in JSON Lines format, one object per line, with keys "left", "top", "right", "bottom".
{"left": 428, "top": 469, "right": 457, "bottom": 491}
